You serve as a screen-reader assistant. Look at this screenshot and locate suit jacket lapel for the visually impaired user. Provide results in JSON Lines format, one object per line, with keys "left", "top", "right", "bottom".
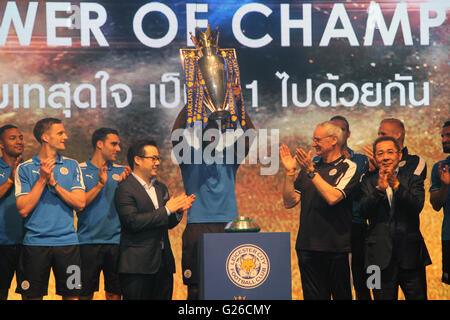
{"left": 154, "top": 180, "right": 164, "bottom": 209}
{"left": 129, "top": 174, "right": 156, "bottom": 211}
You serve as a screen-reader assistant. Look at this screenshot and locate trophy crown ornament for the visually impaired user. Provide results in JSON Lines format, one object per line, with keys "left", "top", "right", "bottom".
{"left": 191, "top": 24, "right": 219, "bottom": 50}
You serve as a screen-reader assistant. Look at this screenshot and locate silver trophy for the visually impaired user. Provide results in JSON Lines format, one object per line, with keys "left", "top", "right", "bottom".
{"left": 181, "top": 25, "right": 233, "bottom": 122}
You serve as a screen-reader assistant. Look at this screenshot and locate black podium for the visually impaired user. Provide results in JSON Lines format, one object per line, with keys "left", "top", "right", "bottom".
{"left": 198, "top": 232, "right": 292, "bottom": 300}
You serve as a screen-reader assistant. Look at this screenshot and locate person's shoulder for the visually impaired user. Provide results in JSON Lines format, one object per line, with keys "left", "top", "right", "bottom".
{"left": 431, "top": 158, "right": 448, "bottom": 168}
{"left": 341, "top": 157, "right": 358, "bottom": 172}
{"left": 61, "top": 156, "right": 82, "bottom": 167}
{"left": 78, "top": 161, "right": 91, "bottom": 172}
{"left": 111, "top": 163, "right": 126, "bottom": 173}
{"left": 154, "top": 179, "right": 168, "bottom": 191}
{"left": 17, "top": 158, "right": 34, "bottom": 173}
{"left": 402, "top": 152, "right": 427, "bottom": 175}
{"left": 118, "top": 174, "right": 135, "bottom": 187}
{"left": 79, "top": 161, "right": 88, "bottom": 168}
{"left": 352, "top": 152, "right": 369, "bottom": 162}
{"left": 18, "top": 158, "right": 34, "bottom": 168}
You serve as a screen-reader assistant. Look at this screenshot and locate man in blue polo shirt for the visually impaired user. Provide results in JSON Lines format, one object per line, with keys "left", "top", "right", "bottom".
{"left": 15, "top": 118, "right": 85, "bottom": 300}
{"left": 430, "top": 120, "right": 450, "bottom": 285}
{"left": 0, "top": 125, "right": 24, "bottom": 300}
{"left": 78, "top": 128, "right": 130, "bottom": 300}
{"left": 171, "top": 85, "right": 255, "bottom": 300}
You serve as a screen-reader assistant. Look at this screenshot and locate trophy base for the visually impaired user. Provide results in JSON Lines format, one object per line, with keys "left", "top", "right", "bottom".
{"left": 209, "top": 110, "right": 230, "bottom": 122}
{"left": 224, "top": 216, "right": 261, "bottom": 233}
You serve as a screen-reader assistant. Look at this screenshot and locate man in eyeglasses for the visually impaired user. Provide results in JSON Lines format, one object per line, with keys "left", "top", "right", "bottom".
{"left": 280, "top": 121, "right": 360, "bottom": 300}
{"left": 77, "top": 128, "right": 131, "bottom": 300}
{"left": 114, "top": 140, "right": 195, "bottom": 300}
{"left": 359, "top": 136, "right": 431, "bottom": 300}
{"left": 363, "top": 118, "right": 427, "bottom": 181}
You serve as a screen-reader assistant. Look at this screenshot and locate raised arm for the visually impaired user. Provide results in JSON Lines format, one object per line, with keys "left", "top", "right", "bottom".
{"left": 280, "top": 145, "right": 300, "bottom": 208}
{"left": 295, "top": 149, "right": 359, "bottom": 206}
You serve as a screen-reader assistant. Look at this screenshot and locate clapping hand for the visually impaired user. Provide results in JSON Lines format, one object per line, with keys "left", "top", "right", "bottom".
{"left": 376, "top": 170, "right": 389, "bottom": 191}
{"left": 40, "top": 158, "right": 55, "bottom": 183}
{"left": 295, "top": 148, "right": 314, "bottom": 172}
{"left": 279, "top": 145, "right": 297, "bottom": 172}
{"left": 166, "top": 193, "right": 196, "bottom": 213}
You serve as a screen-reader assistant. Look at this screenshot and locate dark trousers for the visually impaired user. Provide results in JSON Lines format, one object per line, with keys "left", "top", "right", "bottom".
{"left": 119, "top": 259, "right": 173, "bottom": 300}
{"left": 297, "top": 250, "right": 352, "bottom": 300}
{"left": 372, "top": 262, "right": 427, "bottom": 300}
{"left": 351, "top": 223, "right": 372, "bottom": 300}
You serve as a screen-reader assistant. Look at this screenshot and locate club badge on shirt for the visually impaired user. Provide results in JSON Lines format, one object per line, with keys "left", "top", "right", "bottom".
{"left": 60, "top": 167, "right": 69, "bottom": 175}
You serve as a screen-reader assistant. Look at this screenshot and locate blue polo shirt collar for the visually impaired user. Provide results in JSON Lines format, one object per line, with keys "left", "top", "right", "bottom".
{"left": 0, "top": 157, "right": 24, "bottom": 169}
{"left": 86, "top": 158, "right": 113, "bottom": 171}
{"left": 32, "top": 153, "right": 63, "bottom": 164}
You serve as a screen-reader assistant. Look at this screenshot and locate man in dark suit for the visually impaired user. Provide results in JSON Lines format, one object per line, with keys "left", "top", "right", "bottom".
{"left": 114, "top": 140, "right": 195, "bottom": 300}
{"left": 359, "top": 136, "right": 431, "bottom": 300}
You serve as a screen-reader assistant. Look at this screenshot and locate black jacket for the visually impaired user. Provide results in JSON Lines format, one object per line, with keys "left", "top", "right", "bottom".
{"left": 114, "top": 174, "right": 181, "bottom": 274}
{"left": 359, "top": 170, "right": 431, "bottom": 271}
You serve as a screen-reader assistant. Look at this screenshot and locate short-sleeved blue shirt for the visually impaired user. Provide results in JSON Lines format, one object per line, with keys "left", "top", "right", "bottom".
{"left": 0, "top": 158, "right": 24, "bottom": 245}
{"left": 77, "top": 159, "right": 124, "bottom": 244}
{"left": 176, "top": 128, "right": 242, "bottom": 224}
{"left": 15, "top": 154, "right": 85, "bottom": 246}
{"left": 430, "top": 156, "right": 450, "bottom": 240}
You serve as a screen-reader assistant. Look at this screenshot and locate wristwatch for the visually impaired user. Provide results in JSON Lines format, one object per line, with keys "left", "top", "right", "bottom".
{"left": 307, "top": 169, "right": 316, "bottom": 179}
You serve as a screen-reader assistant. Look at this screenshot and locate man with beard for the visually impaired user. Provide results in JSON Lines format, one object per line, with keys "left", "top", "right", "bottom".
{"left": 280, "top": 121, "right": 360, "bottom": 300}
{"left": 0, "top": 125, "right": 24, "bottom": 300}
{"left": 359, "top": 136, "right": 431, "bottom": 300}
{"left": 430, "top": 120, "right": 450, "bottom": 286}
{"left": 15, "top": 118, "right": 86, "bottom": 300}
{"left": 77, "top": 128, "right": 131, "bottom": 300}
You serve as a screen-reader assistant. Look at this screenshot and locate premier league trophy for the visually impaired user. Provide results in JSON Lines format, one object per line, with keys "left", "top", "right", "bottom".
{"left": 180, "top": 25, "right": 246, "bottom": 129}
{"left": 180, "top": 26, "right": 259, "bottom": 232}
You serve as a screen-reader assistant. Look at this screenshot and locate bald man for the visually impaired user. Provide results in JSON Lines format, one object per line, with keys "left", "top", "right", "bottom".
{"left": 364, "top": 118, "right": 427, "bottom": 180}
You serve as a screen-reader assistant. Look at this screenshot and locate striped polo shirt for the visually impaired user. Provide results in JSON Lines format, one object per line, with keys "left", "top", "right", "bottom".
{"left": 294, "top": 155, "right": 360, "bottom": 252}
{"left": 77, "top": 159, "right": 124, "bottom": 244}
{"left": 15, "top": 154, "right": 85, "bottom": 246}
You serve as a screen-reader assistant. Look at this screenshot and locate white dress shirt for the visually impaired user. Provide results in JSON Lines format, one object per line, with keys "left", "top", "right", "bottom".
{"left": 132, "top": 172, "right": 171, "bottom": 216}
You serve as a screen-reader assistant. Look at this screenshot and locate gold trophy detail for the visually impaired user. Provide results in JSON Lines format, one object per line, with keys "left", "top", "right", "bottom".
{"left": 180, "top": 25, "right": 245, "bottom": 126}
